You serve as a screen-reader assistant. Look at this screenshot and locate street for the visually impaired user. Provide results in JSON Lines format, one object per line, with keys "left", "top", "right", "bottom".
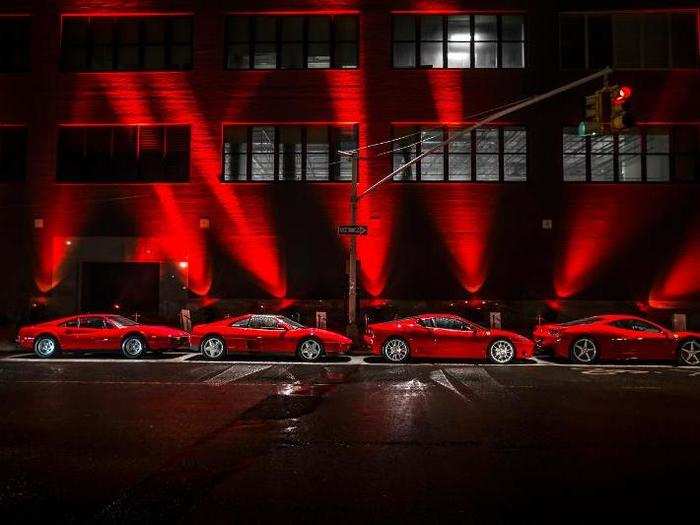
{"left": 1, "top": 353, "right": 699, "bottom": 523}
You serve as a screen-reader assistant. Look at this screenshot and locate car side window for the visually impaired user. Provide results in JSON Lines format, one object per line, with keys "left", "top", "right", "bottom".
{"left": 417, "top": 318, "right": 434, "bottom": 328}
{"left": 611, "top": 320, "right": 635, "bottom": 331}
{"left": 434, "top": 317, "right": 469, "bottom": 331}
{"left": 230, "top": 318, "right": 249, "bottom": 328}
{"left": 249, "top": 315, "right": 281, "bottom": 330}
{"left": 61, "top": 319, "right": 79, "bottom": 328}
{"left": 631, "top": 320, "right": 661, "bottom": 333}
{"left": 80, "top": 317, "right": 106, "bottom": 329}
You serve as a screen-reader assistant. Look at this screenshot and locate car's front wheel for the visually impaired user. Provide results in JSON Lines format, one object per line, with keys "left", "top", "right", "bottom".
{"left": 34, "top": 336, "right": 59, "bottom": 358}
{"left": 200, "top": 336, "right": 226, "bottom": 360}
{"left": 678, "top": 339, "right": 700, "bottom": 366}
{"left": 382, "top": 337, "right": 410, "bottom": 363}
{"left": 297, "top": 338, "right": 324, "bottom": 362}
{"left": 121, "top": 335, "right": 147, "bottom": 359}
{"left": 488, "top": 339, "right": 515, "bottom": 364}
{"left": 571, "top": 337, "right": 598, "bottom": 364}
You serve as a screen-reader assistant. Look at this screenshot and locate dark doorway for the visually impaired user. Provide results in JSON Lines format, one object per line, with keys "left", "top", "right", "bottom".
{"left": 80, "top": 262, "right": 159, "bottom": 314}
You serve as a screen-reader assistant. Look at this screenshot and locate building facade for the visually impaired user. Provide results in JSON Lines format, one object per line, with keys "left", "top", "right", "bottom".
{"left": 1, "top": 0, "right": 699, "bottom": 331}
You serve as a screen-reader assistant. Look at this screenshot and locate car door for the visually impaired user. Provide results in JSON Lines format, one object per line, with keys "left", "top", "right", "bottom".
{"left": 222, "top": 317, "right": 251, "bottom": 352}
{"left": 627, "top": 320, "right": 676, "bottom": 360}
{"left": 56, "top": 318, "right": 81, "bottom": 350}
{"left": 245, "top": 315, "right": 287, "bottom": 353}
{"left": 429, "top": 317, "right": 480, "bottom": 358}
{"left": 74, "top": 316, "right": 112, "bottom": 350}
{"left": 606, "top": 320, "right": 640, "bottom": 359}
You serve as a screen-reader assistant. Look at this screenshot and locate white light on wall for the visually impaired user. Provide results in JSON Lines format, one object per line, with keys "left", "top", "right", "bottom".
{"left": 199, "top": 218, "right": 210, "bottom": 229}
{"left": 34, "top": 218, "right": 44, "bottom": 229}
{"left": 178, "top": 261, "right": 189, "bottom": 269}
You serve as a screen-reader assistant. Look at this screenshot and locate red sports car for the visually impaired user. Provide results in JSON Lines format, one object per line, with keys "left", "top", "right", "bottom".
{"left": 364, "top": 314, "right": 535, "bottom": 363}
{"left": 190, "top": 314, "right": 352, "bottom": 362}
{"left": 532, "top": 314, "right": 700, "bottom": 365}
{"left": 16, "top": 314, "right": 190, "bottom": 359}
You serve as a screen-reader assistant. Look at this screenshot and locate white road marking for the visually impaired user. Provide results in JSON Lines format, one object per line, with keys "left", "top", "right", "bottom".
{"left": 205, "top": 364, "right": 271, "bottom": 386}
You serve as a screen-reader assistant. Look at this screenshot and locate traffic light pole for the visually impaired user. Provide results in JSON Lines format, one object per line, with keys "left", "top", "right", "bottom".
{"left": 341, "top": 66, "right": 613, "bottom": 340}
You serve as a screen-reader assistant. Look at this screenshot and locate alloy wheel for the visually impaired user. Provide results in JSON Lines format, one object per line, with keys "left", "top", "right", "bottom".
{"left": 201, "top": 337, "right": 224, "bottom": 359}
{"left": 35, "top": 338, "right": 55, "bottom": 357}
{"left": 572, "top": 338, "right": 597, "bottom": 363}
{"left": 123, "top": 338, "right": 144, "bottom": 357}
{"left": 490, "top": 340, "right": 515, "bottom": 364}
{"left": 299, "top": 339, "right": 322, "bottom": 361}
{"left": 383, "top": 338, "right": 409, "bottom": 362}
{"left": 680, "top": 340, "right": 700, "bottom": 366}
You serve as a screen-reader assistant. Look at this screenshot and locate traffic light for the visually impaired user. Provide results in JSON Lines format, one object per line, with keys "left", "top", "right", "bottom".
{"left": 580, "top": 91, "right": 603, "bottom": 136}
{"left": 610, "top": 85, "right": 634, "bottom": 132}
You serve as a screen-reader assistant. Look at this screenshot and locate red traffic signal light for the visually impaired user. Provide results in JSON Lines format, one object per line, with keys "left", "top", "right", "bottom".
{"left": 612, "top": 86, "right": 633, "bottom": 106}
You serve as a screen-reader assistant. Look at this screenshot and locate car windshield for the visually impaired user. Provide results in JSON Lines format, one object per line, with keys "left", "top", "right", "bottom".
{"left": 107, "top": 315, "right": 139, "bottom": 327}
{"left": 559, "top": 316, "right": 600, "bottom": 326}
{"left": 278, "top": 316, "right": 304, "bottom": 329}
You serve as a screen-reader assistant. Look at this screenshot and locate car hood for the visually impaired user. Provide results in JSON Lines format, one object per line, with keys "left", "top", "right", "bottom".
{"left": 296, "top": 327, "right": 352, "bottom": 344}
{"left": 141, "top": 325, "right": 190, "bottom": 337}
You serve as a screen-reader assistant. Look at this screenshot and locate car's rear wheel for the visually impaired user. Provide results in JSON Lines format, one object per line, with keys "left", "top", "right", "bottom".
{"left": 34, "top": 336, "right": 59, "bottom": 358}
{"left": 488, "top": 339, "right": 515, "bottom": 364}
{"left": 382, "top": 337, "right": 410, "bottom": 363}
{"left": 571, "top": 337, "right": 598, "bottom": 364}
{"left": 297, "top": 338, "right": 323, "bottom": 362}
{"left": 200, "top": 336, "right": 226, "bottom": 360}
{"left": 678, "top": 339, "right": 700, "bottom": 366}
{"left": 121, "top": 335, "right": 147, "bottom": 359}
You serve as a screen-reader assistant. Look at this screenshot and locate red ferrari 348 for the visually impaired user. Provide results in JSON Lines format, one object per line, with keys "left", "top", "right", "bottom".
{"left": 190, "top": 314, "right": 352, "bottom": 362}
{"left": 364, "top": 314, "right": 535, "bottom": 363}
{"left": 16, "top": 314, "right": 190, "bottom": 358}
{"left": 532, "top": 314, "right": 700, "bottom": 365}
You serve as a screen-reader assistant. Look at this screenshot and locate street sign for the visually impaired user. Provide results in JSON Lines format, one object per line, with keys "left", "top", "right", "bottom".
{"left": 338, "top": 225, "right": 368, "bottom": 235}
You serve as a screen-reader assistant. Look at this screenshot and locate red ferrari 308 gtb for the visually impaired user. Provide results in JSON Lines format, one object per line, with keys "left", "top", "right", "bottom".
{"left": 364, "top": 314, "right": 535, "bottom": 363}
{"left": 532, "top": 314, "right": 700, "bottom": 365}
{"left": 190, "top": 314, "right": 352, "bottom": 362}
{"left": 16, "top": 314, "right": 190, "bottom": 358}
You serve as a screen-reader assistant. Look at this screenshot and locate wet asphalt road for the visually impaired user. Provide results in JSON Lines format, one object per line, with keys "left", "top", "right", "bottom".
{"left": 1, "top": 352, "right": 699, "bottom": 524}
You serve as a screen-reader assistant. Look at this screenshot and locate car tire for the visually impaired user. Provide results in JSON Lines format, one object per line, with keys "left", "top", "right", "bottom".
{"left": 678, "top": 339, "right": 700, "bottom": 366}
{"left": 297, "top": 338, "right": 324, "bottom": 362}
{"left": 571, "top": 337, "right": 598, "bottom": 364}
{"left": 200, "top": 335, "right": 226, "bottom": 360}
{"left": 488, "top": 339, "right": 515, "bottom": 364}
{"left": 34, "top": 335, "right": 59, "bottom": 359}
{"left": 121, "top": 335, "right": 147, "bottom": 359}
{"left": 382, "top": 337, "right": 410, "bottom": 363}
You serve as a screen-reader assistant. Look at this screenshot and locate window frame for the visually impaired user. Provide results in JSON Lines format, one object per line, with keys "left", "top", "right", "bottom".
{"left": 56, "top": 124, "right": 191, "bottom": 183}
{"left": 559, "top": 10, "right": 700, "bottom": 71}
{"left": 391, "top": 13, "right": 526, "bottom": 69}
{"left": 561, "top": 126, "right": 695, "bottom": 183}
{"left": 224, "top": 14, "right": 359, "bottom": 70}
{"left": 59, "top": 15, "right": 194, "bottom": 72}
{"left": 221, "top": 123, "right": 358, "bottom": 182}
{"left": 391, "top": 124, "right": 528, "bottom": 182}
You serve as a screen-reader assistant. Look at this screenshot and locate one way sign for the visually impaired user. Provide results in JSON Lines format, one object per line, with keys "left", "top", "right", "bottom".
{"left": 338, "top": 225, "right": 368, "bottom": 235}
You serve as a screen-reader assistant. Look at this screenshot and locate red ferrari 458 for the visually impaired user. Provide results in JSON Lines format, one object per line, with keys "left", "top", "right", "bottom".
{"left": 16, "top": 314, "right": 190, "bottom": 358}
{"left": 364, "top": 314, "right": 535, "bottom": 363}
{"left": 190, "top": 314, "right": 352, "bottom": 362}
{"left": 532, "top": 314, "right": 700, "bottom": 365}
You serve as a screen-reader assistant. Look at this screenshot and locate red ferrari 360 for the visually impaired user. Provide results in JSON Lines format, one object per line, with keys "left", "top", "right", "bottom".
{"left": 364, "top": 314, "right": 535, "bottom": 363}
{"left": 532, "top": 314, "right": 700, "bottom": 365}
{"left": 16, "top": 314, "right": 190, "bottom": 358}
{"left": 190, "top": 314, "right": 352, "bottom": 362}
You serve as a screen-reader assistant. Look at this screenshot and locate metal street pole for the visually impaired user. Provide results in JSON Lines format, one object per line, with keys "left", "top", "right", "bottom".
{"left": 347, "top": 153, "right": 359, "bottom": 339}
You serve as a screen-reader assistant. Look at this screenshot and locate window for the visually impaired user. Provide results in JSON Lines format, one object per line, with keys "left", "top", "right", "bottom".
{"left": 80, "top": 317, "right": 106, "bottom": 329}
{"left": 560, "top": 12, "right": 699, "bottom": 69}
{"left": 248, "top": 315, "right": 282, "bottom": 329}
{"left": 562, "top": 127, "right": 699, "bottom": 182}
{"left": 60, "top": 319, "right": 79, "bottom": 328}
{"left": 225, "top": 15, "right": 358, "bottom": 69}
{"left": 57, "top": 125, "right": 190, "bottom": 182}
{"left": 222, "top": 125, "right": 358, "bottom": 181}
{"left": 392, "top": 125, "right": 527, "bottom": 181}
{"left": 231, "top": 317, "right": 250, "bottom": 328}
{"left": 0, "top": 127, "right": 27, "bottom": 182}
{"left": 433, "top": 317, "right": 470, "bottom": 331}
{"left": 0, "top": 17, "right": 30, "bottom": 72}
{"left": 611, "top": 319, "right": 662, "bottom": 333}
{"left": 393, "top": 14, "right": 525, "bottom": 69}
{"left": 60, "top": 16, "right": 193, "bottom": 71}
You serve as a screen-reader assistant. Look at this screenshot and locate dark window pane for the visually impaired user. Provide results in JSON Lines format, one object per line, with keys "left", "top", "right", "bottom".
{"left": 394, "top": 42, "right": 415, "bottom": 67}
{"left": 643, "top": 14, "right": 669, "bottom": 68}
{"left": 335, "top": 16, "right": 357, "bottom": 42}
{"left": 281, "top": 17, "right": 303, "bottom": 41}
{"left": 421, "top": 16, "right": 443, "bottom": 41}
{"left": 172, "top": 18, "right": 192, "bottom": 43}
{"left": 336, "top": 126, "right": 357, "bottom": 180}
{"left": 671, "top": 14, "right": 698, "bottom": 68}
{"left": 281, "top": 43, "right": 303, "bottom": 68}
{"left": 309, "top": 43, "right": 330, "bottom": 68}
{"left": 279, "top": 127, "right": 302, "bottom": 180}
{"left": 393, "top": 16, "right": 415, "bottom": 41}
{"left": 614, "top": 14, "right": 642, "bottom": 68}
{"left": 474, "top": 15, "right": 497, "bottom": 41}
{"left": 309, "top": 17, "right": 330, "bottom": 42}
{"left": 0, "top": 128, "right": 27, "bottom": 181}
{"left": 502, "top": 15, "right": 524, "bottom": 41}
{"left": 171, "top": 45, "right": 192, "bottom": 69}
{"left": 144, "top": 46, "right": 165, "bottom": 69}
{"left": 164, "top": 126, "right": 190, "bottom": 180}
{"left": 255, "top": 17, "right": 277, "bottom": 41}
{"left": 113, "top": 127, "right": 138, "bottom": 180}
{"left": 227, "top": 44, "right": 250, "bottom": 69}
{"left": 223, "top": 127, "right": 248, "bottom": 181}
{"left": 335, "top": 42, "right": 357, "bottom": 68}
{"left": 560, "top": 15, "right": 586, "bottom": 68}
{"left": 227, "top": 17, "right": 249, "bottom": 42}
{"left": 588, "top": 15, "right": 613, "bottom": 69}
{"left": 307, "top": 127, "right": 329, "bottom": 180}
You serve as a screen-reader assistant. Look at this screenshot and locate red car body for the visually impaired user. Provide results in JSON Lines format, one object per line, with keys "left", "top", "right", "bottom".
{"left": 532, "top": 314, "right": 700, "bottom": 363}
{"left": 190, "top": 314, "right": 352, "bottom": 357}
{"left": 364, "top": 314, "right": 535, "bottom": 360}
{"left": 16, "top": 314, "right": 190, "bottom": 353}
